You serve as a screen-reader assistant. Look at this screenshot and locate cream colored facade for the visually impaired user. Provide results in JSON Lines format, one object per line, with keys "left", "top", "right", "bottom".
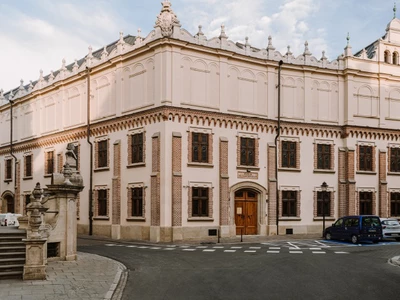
{"left": 1, "top": 1, "right": 400, "bottom": 242}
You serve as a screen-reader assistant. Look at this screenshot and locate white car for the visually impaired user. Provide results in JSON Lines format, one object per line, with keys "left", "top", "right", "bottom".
{"left": 380, "top": 218, "right": 400, "bottom": 241}
{"left": 0, "top": 213, "right": 22, "bottom": 227}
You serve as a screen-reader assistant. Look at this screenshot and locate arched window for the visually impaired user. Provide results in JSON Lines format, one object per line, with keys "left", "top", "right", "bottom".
{"left": 393, "top": 52, "right": 399, "bottom": 65}
{"left": 384, "top": 50, "right": 391, "bottom": 63}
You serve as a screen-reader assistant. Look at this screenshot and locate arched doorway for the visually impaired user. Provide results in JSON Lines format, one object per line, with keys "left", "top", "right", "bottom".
{"left": 1, "top": 192, "right": 15, "bottom": 213}
{"left": 235, "top": 189, "right": 258, "bottom": 235}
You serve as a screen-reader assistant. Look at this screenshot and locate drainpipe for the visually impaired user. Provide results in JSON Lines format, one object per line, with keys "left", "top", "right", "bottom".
{"left": 9, "top": 99, "right": 18, "bottom": 196}
{"left": 274, "top": 60, "right": 283, "bottom": 235}
{"left": 86, "top": 67, "right": 93, "bottom": 235}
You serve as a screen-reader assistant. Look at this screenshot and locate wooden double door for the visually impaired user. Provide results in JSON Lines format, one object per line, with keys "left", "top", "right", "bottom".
{"left": 235, "top": 190, "right": 258, "bottom": 235}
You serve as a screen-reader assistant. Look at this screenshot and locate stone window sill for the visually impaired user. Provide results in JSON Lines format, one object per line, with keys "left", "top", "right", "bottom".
{"left": 313, "top": 217, "right": 335, "bottom": 221}
{"left": 127, "top": 163, "right": 145, "bottom": 169}
{"left": 313, "top": 169, "right": 335, "bottom": 174}
{"left": 187, "top": 217, "right": 214, "bottom": 222}
{"left": 278, "top": 168, "right": 301, "bottom": 172}
{"left": 388, "top": 172, "right": 400, "bottom": 176}
{"left": 93, "top": 216, "right": 109, "bottom": 221}
{"left": 94, "top": 167, "right": 110, "bottom": 172}
{"left": 23, "top": 176, "right": 33, "bottom": 180}
{"left": 187, "top": 162, "right": 214, "bottom": 168}
{"left": 236, "top": 166, "right": 260, "bottom": 171}
{"left": 4, "top": 179, "right": 12, "bottom": 183}
{"left": 126, "top": 217, "right": 146, "bottom": 222}
{"left": 356, "top": 171, "right": 377, "bottom": 175}
{"left": 44, "top": 174, "right": 52, "bottom": 178}
{"left": 279, "top": 217, "right": 301, "bottom": 221}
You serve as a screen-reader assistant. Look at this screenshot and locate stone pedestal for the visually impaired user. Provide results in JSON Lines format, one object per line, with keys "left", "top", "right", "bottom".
{"left": 23, "top": 238, "right": 47, "bottom": 280}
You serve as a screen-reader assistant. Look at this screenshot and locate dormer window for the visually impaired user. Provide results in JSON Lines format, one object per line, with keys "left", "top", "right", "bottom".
{"left": 384, "top": 50, "right": 391, "bottom": 63}
{"left": 393, "top": 52, "right": 399, "bottom": 65}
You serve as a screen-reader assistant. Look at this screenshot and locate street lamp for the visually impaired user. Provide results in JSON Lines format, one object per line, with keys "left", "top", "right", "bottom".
{"left": 321, "top": 181, "right": 328, "bottom": 238}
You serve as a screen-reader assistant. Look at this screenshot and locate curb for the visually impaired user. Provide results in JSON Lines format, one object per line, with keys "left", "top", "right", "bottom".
{"left": 81, "top": 253, "right": 127, "bottom": 300}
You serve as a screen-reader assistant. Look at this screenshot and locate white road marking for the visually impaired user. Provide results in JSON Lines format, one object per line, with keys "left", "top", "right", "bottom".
{"left": 287, "top": 242, "right": 300, "bottom": 249}
{"left": 244, "top": 250, "right": 256, "bottom": 253}
{"left": 269, "top": 247, "right": 281, "bottom": 250}
{"left": 289, "top": 251, "right": 303, "bottom": 254}
{"left": 224, "top": 250, "right": 236, "bottom": 253}
{"left": 213, "top": 246, "right": 224, "bottom": 249}
{"left": 105, "top": 244, "right": 116, "bottom": 246}
{"left": 196, "top": 246, "right": 208, "bottom": 248}
{"left": 289, "top": 247, "right": 300, "bottom": 250}
{"left": 334, "top": 251, "right": 349, "bottom": 254}
{"left": 137, "top": 246, "right": 149, "bottom": 249}
{"left": 309, "top": 248, "right": 321, "bottom": 250}
{"left": 183, "top": 248, "right": 196, "bottom": 251}
{"left": 312, "top": 251, "right": 326, "bottom": 254}
{"left": 315, "top": 240, "right": 330, "bottom": 247}
{"left": 150, "top": 247, "right": 161, "bottom": 250}
{"left": 126, "top": 245, "right": 137, "bottom": 248}
{"left": 249, "top": 247, "right": 261, "bottom": 249}
{"left": 203, "top": 249, "right": 216, "bottom": 252}
{"left": 267, "top": 251, "right": 280, "bottom": 254}
{"left": 231, "top": 246, "right": 242, "bottom": 249}
{"left": 163, "top": 248, "right": 175, "bottom": 251}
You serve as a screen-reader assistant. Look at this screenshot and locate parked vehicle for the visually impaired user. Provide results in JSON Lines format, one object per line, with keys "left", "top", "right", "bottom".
{"left": 324, "top": 215, "right": 382, "bottom": 244}
{"left": 0, "top": 213, "right": 22, "bottom": 227}
{"left": 380, "top": 218, "right": 400, "bottom": 241}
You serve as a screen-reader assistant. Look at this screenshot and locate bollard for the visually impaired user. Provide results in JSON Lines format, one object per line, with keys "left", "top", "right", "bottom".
{"left": 241, "top": 228, "right": 243, "bottom": 242}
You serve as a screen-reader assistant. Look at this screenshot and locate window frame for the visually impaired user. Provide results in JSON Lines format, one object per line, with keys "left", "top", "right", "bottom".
{"left": 390, "top": 192, "right": 400, "bottom": 217}
{"left": 316, "top": 191, "right": 331, "bottom": 217}
{"left": 358, "top": 145, "right": 373, "bottom": 171}
{"left": 25, "top": 154, "right": 33, "bottom": 178}
{"left": 317, "top": 144, "right": 331, "bottom": 170}
{"left": 5, "top": 158, "right": 12, "bottom": 181}
{"left": 131, "top": 187, "right": 144, "bottom": 217}
{"left": 240, "top": 137, "right": 256, "bottom": 166}
{"left": 282, "top": 190, "right": 297, "bottom": 217}
{"left": 281, "top": 141, "right": 297, "bottom": 168}
{"left": 192, "top": 132, "right": 209, "bottom": 163}
{"left": 191, "top": 187, "right": 209, "bottom": 217}
{"left": 45, "top": 150, "right": 55, "bottom": 176}
{"left": 97, "top": 189, "right": 108, "bottom": 217}
{"left": 390, "top": 147, "right": 400, "bottom": 173}
{"left": 359, "top": 191, "right": 373, "bottom": 215}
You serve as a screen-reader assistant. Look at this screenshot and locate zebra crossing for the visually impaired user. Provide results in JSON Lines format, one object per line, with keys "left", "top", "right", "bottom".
{"left": 104, "top": 242, "right": 350, "bottom": 255}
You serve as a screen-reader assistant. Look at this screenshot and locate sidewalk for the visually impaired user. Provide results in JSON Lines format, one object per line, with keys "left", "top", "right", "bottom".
{"left": 0, "top": 252, "right": 126, "bottom": 300}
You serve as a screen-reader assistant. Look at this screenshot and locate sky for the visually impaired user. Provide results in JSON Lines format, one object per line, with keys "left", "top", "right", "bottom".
{"left": 0, "top": 0, "right": 397, "bottom": 93}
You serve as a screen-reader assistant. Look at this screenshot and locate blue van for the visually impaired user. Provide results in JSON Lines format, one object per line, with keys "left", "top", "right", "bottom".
{"left": 324, "top": 215, "right": 382, "bottom": 244}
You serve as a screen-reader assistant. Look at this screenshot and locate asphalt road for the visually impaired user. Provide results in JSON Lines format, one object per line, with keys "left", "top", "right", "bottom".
{"left": 78, "top": 238, "right": 400, "bottom": 300}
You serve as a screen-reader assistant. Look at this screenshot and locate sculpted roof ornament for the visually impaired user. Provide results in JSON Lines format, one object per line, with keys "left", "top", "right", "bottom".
{"left": 394, "top": 2, "right": 397, "bottom": 19}
{"left": 286, "top": 45, "right": 292, "bottom": 56}
{"left": 73, "top": 59, "right": 79, "bottom": 72}
{"left": 267, "top": 35, "right": 275, "bottom": 51}
{"left": 155, "top": 0, "right": 181, "bottom": 37}
{"left": 303, "top": 41, "right": 312, "bottom": 56}
{"left": 219, "top": 24, "right": 228, "bottom": 39}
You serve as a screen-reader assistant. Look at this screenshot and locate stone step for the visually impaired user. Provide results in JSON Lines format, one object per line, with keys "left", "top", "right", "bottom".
{"left": 0, "top": 264, "right": 24, "bottom": 270}
{"left": 0, "top": 246, "right": 26, "bottom": 253}
{"left": 0, "top": 251, "right": 25, "bottom": 257}
{"left": 0, "top": 270, "right": 23, "bottom": 280}
{"left": 0, "top": 241, "right": 25, "bottom": 246}
{"left": 0, "top": 257, "right": 25, "bottom": 265}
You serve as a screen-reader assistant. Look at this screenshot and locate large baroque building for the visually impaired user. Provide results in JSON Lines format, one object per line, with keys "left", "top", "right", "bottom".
{"left": 1, "top": 1, "right": 400, "bottom": 242}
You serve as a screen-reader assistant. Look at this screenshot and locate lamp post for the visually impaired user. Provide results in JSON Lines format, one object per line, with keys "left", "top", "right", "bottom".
{"left": 321, "top": 181, "right": 328, "bottom": 238}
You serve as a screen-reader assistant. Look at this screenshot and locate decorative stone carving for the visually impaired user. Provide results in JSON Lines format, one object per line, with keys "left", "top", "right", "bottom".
{"left": 155, "top": 0, "right": 181, "bottom": 37}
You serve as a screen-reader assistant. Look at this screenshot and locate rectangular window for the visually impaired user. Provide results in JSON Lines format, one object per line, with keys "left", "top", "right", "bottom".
{"left": 46, "top": 151, "right": 54, "bottom": 174}
{"left": 390, "top": 148, "right": 400, "bottom": 172}
{"left": 282, "top": 191, "right": 297, "bottom": 217}
{"left": 391, "top": 192, "right": 400, "bottom": 216}
{"left": 131, "top": 133, "right": 144, "bottom": 164}
{"left": 192, "top": 187, "right": 209, "bottom": 217}
{"left": 317, "top": 191, "right": 331, "bottom": 216}
{"left": 25, "top": 155, "right": 32, "bottom": 177}
{"left": 73, "top": 145, "right": 79, "bottom": 171}
{"left": 98, "top": 140, "right": 108, "bottom": 168}
{"left": 192, "top": 133, "right": 208, "bottom": 163}
{"left": 282, "top": 141, "right": 296, "bottom": 168}
{"left": 5, "top": 159, "right": 12, "bottom": 180}
{"left": 131, "top": 187, "right": 143, "bottom": 217}
{"left": 240, "top": 137, "right": 255, "bottom": 166}
{"left": 25, "top": 194, "right": 31, "bottom": 213}
{"left": 359, "top": 146, "right": 373, "bottom": 171}
{"left": 317, "top": 144, "right": 331, "bottom": 169}
{"left": 359, "top": 192, "right": 373, "bottom": 215}
{"left": 97, "top": 190, "right": 108, "bottom": 216}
